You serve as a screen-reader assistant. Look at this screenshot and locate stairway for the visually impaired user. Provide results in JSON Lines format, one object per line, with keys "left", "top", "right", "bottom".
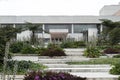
{"left": 37, "top": 48, "right": 119, "bottom": 80}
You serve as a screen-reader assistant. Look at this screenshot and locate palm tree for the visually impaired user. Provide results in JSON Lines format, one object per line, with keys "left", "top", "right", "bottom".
{"left": 25, "top": 22, "right": 42, "bottom": 45}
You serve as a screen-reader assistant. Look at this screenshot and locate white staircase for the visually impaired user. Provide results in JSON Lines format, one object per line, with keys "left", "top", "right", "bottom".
{"left": 37, "top": 48, "right": 119, "bottom": 80}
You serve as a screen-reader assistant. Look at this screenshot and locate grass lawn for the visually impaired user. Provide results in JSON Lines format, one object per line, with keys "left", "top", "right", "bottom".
{"left": 67, "top": 58, "right": 120, "bottom": 65}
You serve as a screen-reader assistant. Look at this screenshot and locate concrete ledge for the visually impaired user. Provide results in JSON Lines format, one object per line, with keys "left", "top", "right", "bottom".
{"left": 70, "top": 72, "right": 119, "bottom": 80}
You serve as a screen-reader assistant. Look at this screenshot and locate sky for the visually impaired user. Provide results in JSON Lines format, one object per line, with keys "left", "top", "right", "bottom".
{"left": 0, "top": 0, "right": 120, "bottom": 16}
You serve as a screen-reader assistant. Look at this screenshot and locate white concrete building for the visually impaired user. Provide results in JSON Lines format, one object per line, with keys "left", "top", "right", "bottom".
{"left": 0, "top": 16, "right": 120, "bottom": 43}
{"left": 0, "top": 3, "right": 120, "bottom": 43}
{"left": 100, "top": 2, "right": 120, "bottom": 16}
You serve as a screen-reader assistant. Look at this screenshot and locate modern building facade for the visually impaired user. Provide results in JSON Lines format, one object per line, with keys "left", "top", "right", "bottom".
{"left": 0, "top": 3, "right": 120, "bottom": 44}
{"left": 100, "top": 2, "right": 120, "bottom": 16}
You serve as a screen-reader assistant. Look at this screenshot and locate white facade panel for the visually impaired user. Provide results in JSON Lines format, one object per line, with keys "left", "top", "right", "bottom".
{"left": 49, "top": 29, "right": 68, "bottom": 33}
{"left": 67, "top": 33, "right": 83, "bottom": 41}
{"left": 17, "top": 30, "right": 31, "bottom": 41}
{"left": 88, "top": 28, "right": 98, "bottom": 41}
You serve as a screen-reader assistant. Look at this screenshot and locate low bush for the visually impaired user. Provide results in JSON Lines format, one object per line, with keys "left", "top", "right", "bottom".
{"left": 21, "top": 44, "right": 36, "bottom": 54}
{"left": 10, "top": 41, "right": 24, "bottom": 53}
{"left": 84, "top": 47, "right": 101, "bottom": 58}
{"left": 110, "top": 62, "right": 120, "bottom": 75}
{"left": 6, "top": 60, "right": 46, "bottom": 74}
{"left": 40, "top": 47, "right": 66, "bottom": 57}
{"left": 104, "top": 48, "right": 120, "bottom": 54}
{"left": 24, "top": 71, "right": 86, "bottom": 80}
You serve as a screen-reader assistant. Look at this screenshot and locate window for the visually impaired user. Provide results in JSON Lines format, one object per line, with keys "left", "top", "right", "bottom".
{"left": 74, "top": 24, "right": 97, "bottom": 33}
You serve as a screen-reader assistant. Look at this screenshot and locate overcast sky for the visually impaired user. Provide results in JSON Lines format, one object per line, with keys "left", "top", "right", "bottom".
{"left": 0, "top": 0, "right": 119, "bottom": 16}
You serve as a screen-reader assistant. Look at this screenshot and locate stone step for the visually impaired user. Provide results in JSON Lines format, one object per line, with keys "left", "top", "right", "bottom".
{"left": 65, "top": 48, "right": 84, "bottom": 56}
{"left": 44, "top": 64, "right": 111, "bottom": 68}
{"left": 70, "top": 72, "right": 119, "bottom": 80}
{"left": 38, "top": 56, "right": 66, "bottom": 59}
{"left": 45, "top": 67, "right": 111, "bottom": 72}
{"left": 38, "top": 56, "right": 87, "bottom": 59}
{"left": 65, "top": 52, "right": 84, "bottom": 56}
{"left": 38, "top": 57, "right": 90, "bottom": 64}
{"left": 64, "top": 48, "right": 85, "bottom": 52}
{"left": 37, "top": 60, "right": 67, "bottom": 64}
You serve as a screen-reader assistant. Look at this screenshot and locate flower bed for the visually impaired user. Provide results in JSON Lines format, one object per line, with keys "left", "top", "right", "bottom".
{"left": 24, "top": 71, "right": 86, "bottom": 80}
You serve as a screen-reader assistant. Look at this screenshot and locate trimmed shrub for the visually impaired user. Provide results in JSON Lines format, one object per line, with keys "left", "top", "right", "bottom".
{"left": 24, "top": 71, "right": 86, "bottom": 80}
{"left": 84, "top": 47, "right": 101, "bottom": 58}
{"left": 10, "top": 41, "right": 24, "bottom": 53}
{"left": 110, "top": 62, "right": 120, "bottom": 75}
{"left": 104, "top": 48, "right": 120, "bottom": 54}
{"left": 40, "top": 45, "right": 66, "bottom": 57}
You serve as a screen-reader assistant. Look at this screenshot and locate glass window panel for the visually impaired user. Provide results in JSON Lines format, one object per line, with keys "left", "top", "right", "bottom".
{"left": 74, "top": 24, "right": 97, "bottom": 33}
{"left": 1, "top": 24, "right": 13, "bottom": 27}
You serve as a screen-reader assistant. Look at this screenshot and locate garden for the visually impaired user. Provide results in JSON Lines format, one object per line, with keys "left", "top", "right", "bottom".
{"left": 0, "top": 20, "right": 120, "bottom": 80}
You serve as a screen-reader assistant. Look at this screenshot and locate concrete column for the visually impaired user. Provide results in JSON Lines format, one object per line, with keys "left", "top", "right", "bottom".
{"left": 100, "top": 24, "right": 103, "bottom": 32}
{"left": 13, "top": 24, "right": 16, "bottom": 28}
{"left": 71, "top": 24, "right": 74, "bottom": 34}
{"left": 42, "top": 24, "right": 45, "bottom": 34}
{"left": 42, "top": 24, "right": 45, "bottom": 47}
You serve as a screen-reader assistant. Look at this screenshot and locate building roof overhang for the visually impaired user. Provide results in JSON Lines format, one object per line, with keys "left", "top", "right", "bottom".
{"left": 0, "top": 16, "right": 120, "bottom": 24}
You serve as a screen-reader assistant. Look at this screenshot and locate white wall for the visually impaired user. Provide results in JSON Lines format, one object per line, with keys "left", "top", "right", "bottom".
{"left": 17, "top": 30, "right": 31, "bottom": 41}
{"left": 88, "top": 28, "right": 97, "bottom": 41}
{"left": 49, "top": 29, "right": 68, "bottom": 33}
{"left": 67, "top": 33, "right": 83, "bottom": 41}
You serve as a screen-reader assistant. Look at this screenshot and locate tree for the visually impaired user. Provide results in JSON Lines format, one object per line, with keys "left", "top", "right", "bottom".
{"left": 0, "top": 26, "right": 21, "bottom": 63}
{"left": 101, "top": 19, "right": 120, "bottom": 46}
{"left": 109, "top": 28, "right": 120, "bottom": 45}
{"left": 0, "top": 25, "right": 22, "bottom": 80}
{"left": 25, "top": 22, "right": 42, "bottom": 45}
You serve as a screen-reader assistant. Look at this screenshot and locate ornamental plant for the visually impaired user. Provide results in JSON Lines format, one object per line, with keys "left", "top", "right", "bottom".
{"left": 84, "top": 36, "right": 101, "bottom": 58}
{"left": 104, "top": 48, "right": 120, "bottom": 54}
{"left": 40, "top": 44, "right": 66, "bottom": 57}
{"left": 40, "top": 47, "right": 66, "bottom": 57}
{"left": 24, "top": 71, "right": 86, "bottom": 80}
{"left": 84, "top": 47, "right": 101, "bottom": 58}
{"left": 10, "top": 41, "right": 24, "bottom": 53}
{"left": 110, "top": 62, "right": 120, "bottom": 75}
